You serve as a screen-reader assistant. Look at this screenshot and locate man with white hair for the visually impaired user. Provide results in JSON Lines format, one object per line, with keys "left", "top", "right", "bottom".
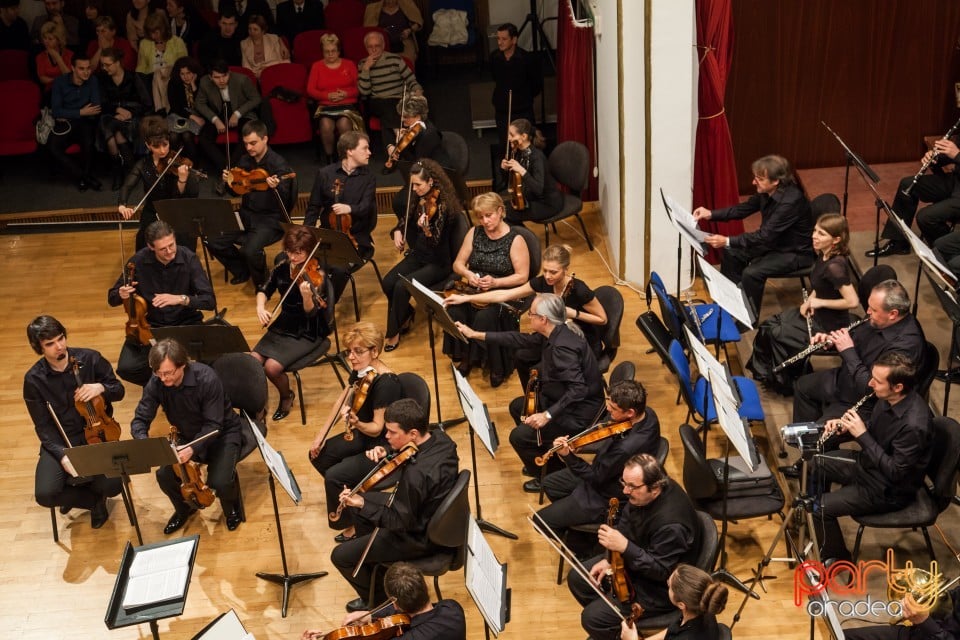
{"left": 357, "top": 30, "right": 421, "bottom": 141}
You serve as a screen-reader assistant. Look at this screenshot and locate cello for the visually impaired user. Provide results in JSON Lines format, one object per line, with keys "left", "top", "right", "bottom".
{"left": 122, "top": 261, "right": 154, "bottom": 346}
{"left": 70, "top": 356, "right": 121, "bottom": 444}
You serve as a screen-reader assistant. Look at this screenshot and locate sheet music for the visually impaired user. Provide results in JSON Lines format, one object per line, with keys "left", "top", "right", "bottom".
{"left": 466, "top": 517, "right": 507, "bottom": 634}
{"left": 684, "top": 327, "right": 737, "bottom": 408}
{"left": 452, "top": 365, "right": 497, "bottom": 457}
{"left": 893, "top": 218, "right": 956, "bottom": 284}
{"left": 411, "top": 277, "right": 448, "bottom": 306}
{"left": 708, "top": 370, "right": 758, "bottom": 470}
{"left": 194, "top": 609, "right": 256, "bottom": 640}
{"left": 661, "top": 189, "right": 708, "bottom": 253}
{"left": 696, "top": 255, "right": 754, "bottom": 328}
{"left": 244, "top": 412, "right": 301, "bottom": 504}
{"left": 122, "top": 538, "right": 197, "bottom": 609}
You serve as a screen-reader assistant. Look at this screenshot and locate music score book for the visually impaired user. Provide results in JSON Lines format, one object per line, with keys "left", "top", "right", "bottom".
{"left": 122, "top": 537, "right": 197, "bottom": 611}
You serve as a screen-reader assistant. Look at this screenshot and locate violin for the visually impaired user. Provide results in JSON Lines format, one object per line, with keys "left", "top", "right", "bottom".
{"left": 315, "top": 614, "right": 411, "bottom": 640}
{"left": 383, "top": 121, "right": 425, "bottom": 171}
{"left": 329, "top": 442, "right": 418, "bottom": 521}
{"left": 167, "top": 426, "right": 216, "bottom": 510}
{"left": 522, "top": 369, "right": 539, "bottom": 420}
{"left": 122, "top": 261, "right": 154, "bottom": 346}
{"left": 443, "top": 277, "right": 489, "bottom": 309}
{"left": 157, "top": 154, "right": 207, "bottom": 179}
{"left": 326, "top": 178, "right": 358, "bottom": 249}
{"left": 507, "top": 141, "right": 527, "bottom": 211}
{"left": 535, "top": 419, "right": 633, "bottom": 466}
{"left": 70, "top": 356, "right": 122, "bottom": 445}
{"left": 560, "top": 273, "right": 576, "bottom": 300}
{"left": 225, "top": 167, "right": 297, "bottom": 195}
{"left": 294, "top": 257, "right": 328, "bottom": 310}
{"left": 342, "top": 369, "right": 377, "bottom": 442}
{"left": 606, "top": 498, "right": 634, "bottom": 604}
{"left": 417, "top": 186, "right": 441, "bottom": 238}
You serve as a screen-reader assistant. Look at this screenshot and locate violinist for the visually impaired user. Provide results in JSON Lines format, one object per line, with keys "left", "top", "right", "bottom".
{"left": 208, "top": 120, "right": 296, "bottom": 288}
{"left": 312, "top": 562, "right": 466, "bottom": 640}
{"left": 619, "top": 564, "right": 729, "bottom": 640}
{"left": 536, "top": 381, "right": 661, "bottom": 543}
{"left": 569, "top": 455, "right": 702, "bottom": 640}
{"left": 384, "top": 95, "right": 449, "bottom": 170}
{"left": 304, "top": 131, "right": 377, "bottom": 301}
{"left": 330, "top": 399, "right": 459, "bottom": 613}
{"left": 23, "top": 316, "right": 124, "bottom": 529}
{"left": 500, "top": 118, "right": 562, "bottom": 225}
{"left": 309, "top": 322, "right": 402, "bottom": 541}
{"left": 252, "top": 226, "right": 332, "bottom": 421}
{"left": 382, "top": 159, "right": 463, "bottom": 352}
{"left": 108, "top": 220, "right": 216, "bottom": 386}
{"left": 118, "top": 115, "right": 200, "bottom": 251}
{"left": 131, "top": 338, "right": 243, "bottom": 534}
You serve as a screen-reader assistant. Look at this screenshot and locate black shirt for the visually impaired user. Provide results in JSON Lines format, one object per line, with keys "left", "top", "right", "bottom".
{"left": 258, "top": 255, "right": 329, "bottom": 340}
{"left": 131, "top": 362, "right": 242, "bottom": 459}
{"left": 198, "top": 31, "right": 242, "bottom": 69}
{"left": 23, "top": 347, "right": 125, "bottom": 460}
{"left": 1, "top": 17, "right": 31, "bottom": 51}
{"left": 97, "top": 70, "right": 150, "bottom": 118}
{"left": 375, "top": 600, "right": 467, "bottom": 640}
{"left": 490, "top": 46, "right": 542, "bottom": 113}
{"left": 810, "top": 254, "right": 852, "bottom": 332}
{"left": 836, "top": 314, "right": 926, "bottom": 403}
{"left": 107, "top": 245, "right": 215, "bottom": 327}
{"left": 118, "top": 156, "right": 201, "bottom": 216}
{"left": 392, "top": 195, "right": 458, "bottom": 267}
{"left": 664, "top": 612, "right": 721, "bottom": 640}
{"left": 529, "top": 274, "right": 603, "bottom": 356}
{"left": 304, "top": 162, "right": 377, "bottom": 254}
{"left": 505, "top": 145, "right": 562, "bottom": 211}
{"left": 396, "top": 120, "right": 450, "bottom": 168}
{"left": 231, "top": 148, "right": 297, "bottom": 227}
{"left": 710, "top": 182, "right": 814, "bottom": 258}
{"left": 907, "top": 584, "right": 960, "bottom": 639}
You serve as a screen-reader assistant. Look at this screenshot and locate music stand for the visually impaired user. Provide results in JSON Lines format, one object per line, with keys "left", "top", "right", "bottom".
{"left": 661, "top": 188, "right": 708, "bottom": 297}
{"left": 926, "top": 267, "right": 960, "bottom": 415}
{"left": 517, "top": 0, "right": 555, "bottom": 70}
{"left": 451, "top": 364, "right": 516, "bottom": 539}
{"left": 244, "top": 413, "right": 327, "bottom": 617}
{"left": 400, "top": 275, "right": 468, "bottom": 429}
{"left": 821, "top": 121, "right": 881, "bottom": 221}
{"left": 156, "top": 198, "right": 241, "bottom": 287}
{"left": 152, "top": 325, "right": 249, "bottom": 363}
{"left": 465, "top": 517, "right": 512, "bottom": 639}
{"left": 105, "top": 534, "right": 200, "bottom": 640}
{"left": 68, "top": 436, "right": 179, "bottom": 545}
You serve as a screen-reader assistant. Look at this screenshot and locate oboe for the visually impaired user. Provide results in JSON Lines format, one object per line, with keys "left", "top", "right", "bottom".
{"left": 772, "top": 316, "right": 869, "bottom": 373}
{"left": 902, "top": 113, "right": 960, "bottom": 197}
{"left": 802, "top": 288, "right": 813, "bottom": 341}
{"left": 817, "top": 392, "right": 874, "bottom": 445}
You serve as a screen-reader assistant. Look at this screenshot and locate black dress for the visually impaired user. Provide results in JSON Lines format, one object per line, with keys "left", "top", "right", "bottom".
{"left": 747, "top": 254, "right": 853, "bottom": 394}
{"left": 502, "top": 145, "right": 563, "bottom": 224}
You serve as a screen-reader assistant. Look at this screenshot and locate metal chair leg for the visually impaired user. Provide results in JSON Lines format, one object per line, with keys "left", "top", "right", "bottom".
{"left": 293, "top": 370, "right": 306, "bottom": 425}
{"left": 575, "top": 214, "right": 594, "bottom": 251}
{"left": 50, "top": 507, "right": 59, "bottom": 543}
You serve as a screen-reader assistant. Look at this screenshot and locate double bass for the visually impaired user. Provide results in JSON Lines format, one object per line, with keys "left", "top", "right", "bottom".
{"left": 70, "top": 357, "right": 121, "bottom": 444}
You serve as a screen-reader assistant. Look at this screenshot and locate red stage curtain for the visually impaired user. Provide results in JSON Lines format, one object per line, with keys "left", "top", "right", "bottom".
{"left": 694, "top": 0, "right": 742, "bottom": 261}
{"left": 556, "top": 0, "right": 598, "bottom": 200}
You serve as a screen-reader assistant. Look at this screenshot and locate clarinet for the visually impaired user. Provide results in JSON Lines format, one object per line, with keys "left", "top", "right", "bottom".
{"left": 802, "top": 288, "right": 813, "bottom": 340}
{"left": 902, "top": 113, "right": 960, "bottom": 197}
{"left": 817, "top": 392, "right": 874, "bottom": 446}
{"left": 772, "top": 316, "right": 869, "bottom": 373}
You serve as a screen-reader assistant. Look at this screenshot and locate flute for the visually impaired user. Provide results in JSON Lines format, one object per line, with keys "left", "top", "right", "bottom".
{"left": 817, "top": 392, "right": 874, "bottom": 445}
{"left": 772, "top": 316, "right": 869, "bottom": 373}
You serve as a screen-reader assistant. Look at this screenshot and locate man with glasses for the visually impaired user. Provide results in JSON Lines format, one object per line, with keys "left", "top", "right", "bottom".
{"left": 567, "top": 454, "right": 702, "bottom": 640}
{"left": 108, "top": 220, "right": 216, "bottom": 386}
{"left": 130, "top": 338, "right": 243, "bottom": 534}
{"left": 534, "top": 380, "right": 660, "bottom": 551}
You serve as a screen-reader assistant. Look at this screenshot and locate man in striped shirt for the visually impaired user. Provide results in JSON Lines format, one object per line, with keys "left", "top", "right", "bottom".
{"left": 357, "top": 30, "right": 422, "bottom": 144}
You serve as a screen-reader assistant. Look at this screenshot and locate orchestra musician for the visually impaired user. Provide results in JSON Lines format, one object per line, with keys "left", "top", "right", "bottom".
{"left": 382, "top": 159, "right": 463, "bottom": 352}
{"left": 692, "top": 154, "right": 815, "bottom": 317}
{"left": 619, "top": 564, "right": 729, "bottom": 640}
{"left": 844, "top": 580, "right": 960, "bottom": 639}
{"left": 808, "top": 353, "right": 932, "bottom": 568}
{"left": 23, "top": 315, "right": 124, "bottom": 529}
{"left": 310, "top": 562, "right": 467, "bottom": 640}
{"left": 303, "top": 130, "right": 377, "bottom": 302}
{"left": 330, "top": 398, "right": 459, "bottom": 613}
{"left": 385, "top": 95, "right": 449, "bottom": 169}
{"left": 308, "top": 322, "right": 402, "bottom": 541}
{"left": 107, "top": 219, "right": 216, "bottom": 387}
{"left": 444, "top": 243, "right": 606, "bottom": 389}
{"left": 747, "top": 213, "right": 859, "bottom": 396}
{"left": 500, "top": 118, "right": 562, "bottom": 225}
{"left": 130, "top": 338, "right": 244, "bottom": 534}
{"left": 569, "top": 454, "right": 702, "bottom": 640}
{"left": 208, "top": 120, "right": 297, "bottom": 289}
{"left": 536, "top": 380, "right": 660, "bottom": 547}
{"left": 443, "top": 192, "right": 530, "bottom": 387}
{"left": 118, "top": 115, "right": 201, "bottom": 251}
{"left": 456, "top": 292, "right": 605, "bottom": 492}
{"left": 252, "top": 226, "right": 332, "bottom": 421}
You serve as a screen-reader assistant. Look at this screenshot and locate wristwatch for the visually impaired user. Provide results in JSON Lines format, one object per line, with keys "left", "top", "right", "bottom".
{"left": 544, "top": 410, "right": 552, "bottom": 421}
{"left": 180, "top": 295, "right": 188, "bottom": 306}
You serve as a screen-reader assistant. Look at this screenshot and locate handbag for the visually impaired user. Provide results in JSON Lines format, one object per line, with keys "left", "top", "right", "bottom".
{"left": 36, "top": 107, "right": 71, "bottom": 145}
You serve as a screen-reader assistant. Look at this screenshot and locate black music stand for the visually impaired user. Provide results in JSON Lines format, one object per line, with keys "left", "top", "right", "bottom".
{"left": 400, "top": 275, "right": 468, "bottom": 429}
{"left": 820, "top": 121, "right": 881, "bottom": 221}
{"left": 106, "top": 534, "right": 200, "bottom": 640}
{"left": 68, "top": 437, "right": 179, "bottom": 545}
{"left": 517, "top": 0, "right": 555, "bottom": 70}
{"left": 926, "top": 268, "right": 960, "bottom": 415}
{"left": 465, "top": 518, "right": 512, "bottom": 639}
{"left": 152, "top": 325, "right": 249, "bottom": 363}
{"left": 155, "top": 198, "right": 240, "bottom": 287}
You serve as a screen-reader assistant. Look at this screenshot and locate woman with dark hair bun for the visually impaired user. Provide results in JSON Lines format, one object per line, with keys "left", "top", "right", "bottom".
{"left": 620, "top": 564, "right": 729, "bottom": 640}
{"left": 500, "top": 117, "right": 562, "bottom": 225}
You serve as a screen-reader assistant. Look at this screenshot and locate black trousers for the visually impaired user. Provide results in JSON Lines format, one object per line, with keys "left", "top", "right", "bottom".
{"left": 792, "top": 369, "right": 875, "bottom": 424}
{"left": 117, "top": 340, "right": 153, "bottom": 387}
{"left": 721, "top": 247, "right": 814, "bottom": 319}
{"left": 197, "top": 120, "right": 247, "bottom": 173}
{"left": 207, "top": 220, "right": 284, "bottom": 287}
{"left": 508, "top": 396, "right": 582, "bottom": 476}
{"left": 35, "top": 448, "right": 122, "bottom": 511}
{"left": 882, "top": 173, "right": 960, "bottom": 246}
{"left": 330, "top": 524, "right": 433, "bottom": 605}
{"left": 843, "top": 626, "right": 913, "bottom": 639}
{"left": 156, "top": 440, "right": 240, "bottom": 517}
{"left": 309, "top": 432, "right": 376, "bottom": 531}
{"left": 568, "top": 554, "right": 652, "bottom": 640}
{"left": 48, "top": 117, "right": 97, "bottom": 180}
{"left": 503, "top": 198, "right": 558, "bottom": 225}
{"left": 381, "top": 253, "right": 448, "bottom": 338}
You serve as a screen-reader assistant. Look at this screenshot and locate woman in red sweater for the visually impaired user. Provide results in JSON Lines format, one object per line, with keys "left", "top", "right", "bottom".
{"left": 306, "top": 33, "right": 361, "bottom": 163}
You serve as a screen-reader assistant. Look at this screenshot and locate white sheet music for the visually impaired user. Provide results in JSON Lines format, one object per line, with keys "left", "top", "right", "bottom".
{"left": 662, "top": 190, "right": 708, "bottom": 252}
{"left": 684, "top": 327, "right": 737, "bottom": 408}
{"left": 452, "top": 365, "right": 496, "bottom": 458}
{"left": 244, "top": 412, "right": 300, "bottom": 504}
{"left": 696, "top": 255, "right": 754, "bottom": 328}
{"left": 466, "top": 518, "right": 507, "bottom": 635}
{"left": 195, "top": 609, "right": 256, "bottom": 640}
{"left": 122, "top": 537, "right": 196, "bottom": 609}
{"left": 411, "top": 277, "right": 448, "bottom": 306}
{"left": 708, "top": 370, "right": 758, "bottom": 470}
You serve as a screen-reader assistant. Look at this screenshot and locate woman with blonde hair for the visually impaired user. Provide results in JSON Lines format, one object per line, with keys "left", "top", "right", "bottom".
{"left": 36, "top": 21, "right": 73, "bottom": 92}
{"left": 136, "top": 11, "right": 186, "bottom": 112}
{"left": 621, "top": 564, "right": 729, "bottom": 640}
{"left": 306, "top": 32, "right": 361, "bottom": 163}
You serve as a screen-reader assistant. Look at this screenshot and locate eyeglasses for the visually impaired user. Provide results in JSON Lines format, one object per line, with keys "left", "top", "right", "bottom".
{"left": 619, "top": 479, "right": 646, "bottom": 493}
{"left": 347, "top": 347, "right": 371, "bottom": 357}
{"left": 154, "top": 366, "right": 181, "bottom": 380}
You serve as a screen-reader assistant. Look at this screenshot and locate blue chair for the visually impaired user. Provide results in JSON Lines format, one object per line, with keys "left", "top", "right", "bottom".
{"left": 668, "top": 340, "right": 765, "bottom": 428}
{"left": 649, "top": 271, "right": 740, "bottom": 360}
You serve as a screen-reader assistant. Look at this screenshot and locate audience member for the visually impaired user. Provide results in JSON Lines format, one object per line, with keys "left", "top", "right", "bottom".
{"left": 241, "top": 13, "right": 289, "bottom": 78}
{"left": 357, "top": 30, "right": 421, "bottom": 139}
{"left": 124, "top": 0, "right": 154, "bottom": 50}
{"left": 31, "top": 0, "right": 80, "bottom": 47}
{"left": 78, "top": 0, "right": 101, "bottom": 51}
{"left": 36, "top": 21, "right": 74, "bottom": 93}
{"left": 165, "top": 0, "right": 208, "bottom": 52}
{"left": 166, "top": 55, "right": 205, "bottom": 162}
{"left": 364, "top": 0, "right": 422, "bottom": 63}
{"left": 306, "top": 33, "right": 361, "bottom": 164}
{"left": 87, "top": 16, "right": 136, "bottom": 71}
{"left": 196, "top": 59, "right": 261, "bottom": 179}
{"left": 490, "top": 22, "right": 541, "bottom": 143}
{"left": 0, "top": 0, "right": 30, "bottom": 52}
{"left": 198, "top": 6, "right": 242, "bottom": 69}
{"left": 49, "top": 54, "right": 102, "bottom": 192}
{"left": 275, "top": 0, "right": 325, "bottom": 46}
{"left": 98, "top": 46, "right": 151, "bottom": 189}
{"left": 136, "top": 11, "right": 187, "bottom": 113}
{"left": 232, "top": 0, "right": 273, "bottom": 39}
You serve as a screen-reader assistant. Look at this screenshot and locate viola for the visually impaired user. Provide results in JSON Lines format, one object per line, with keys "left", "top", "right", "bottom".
{"left": 157, "top": 154, "right": 207, "bottom": 179}
{"left": 507, "top": 141, "right": 527, "bottom": 211}
{"left": 606, "top": 498, "right": 634, "bottom": 604}
{"left": 329, "top": 442, "right": 418, "bottom": 521}
{"left": 535, "top": 419, "right": 633, "bottom": 467}
{"left": 521, "top": 369, "right": 539, "bottom": 420}
{"left": 226, "top": 167, "right": 296, "bottom": 195}
{"left": 383, "top": 121, "right": 425, "bottom": 171}
{"left": 70, "top": 356, "right": 122, "bottom": 445}
{"left": 167, "top": 426, "right": 216, "bottom": 510}
{"left": 443, "top": 277, "right": 488, "bottom": 309}
{"left": 294, "top": 257, "right": 328, "bottom": 309}
{"left": 122, "top": 261, "right": 154, "bottom": 346}
{"left": 326, "top": 178, "right": 358, "bottom": 249}
{"left": 317, "top": 614, "right": 411, "bottom": 640}
{"left": 417, "top": 186, "right": 441, "bottom": 238}
{"left": 342, "top": 369, "right": 377, "bottom": 442}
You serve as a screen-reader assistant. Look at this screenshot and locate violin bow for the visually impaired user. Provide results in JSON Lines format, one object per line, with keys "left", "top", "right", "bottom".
{"left": 504, "top": 90, "right": 513, "bottom": 161}
{"left": 399, "top": 176, "right": 415, "bottom": 253}
{"left": 352, "top": 489, "right": 398, "bottom": 578}
{"left": 130, "top": 145, "right": 183, "bottom": 216}
{"left": 223, "top": 102, "right": 231, "bottom": 170}
{"left": 395, "top": 84, "right": 408, "bottom": 147}
{"left": 46, "top": 402, "right": 74, "bottom": 451}
{"left": 262, "top": 239, "right": 325, "bottom": 328}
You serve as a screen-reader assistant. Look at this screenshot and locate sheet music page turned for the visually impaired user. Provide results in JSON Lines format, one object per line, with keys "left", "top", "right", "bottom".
{"left": 121, "top": 537, "right": 197, "bottom": 610}
{"left": 411, "top": 277, "right": 447, "bottom": 306}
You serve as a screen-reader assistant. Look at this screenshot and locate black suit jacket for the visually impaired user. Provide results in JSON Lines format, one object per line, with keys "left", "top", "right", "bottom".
{"left": 276, "top": 0, "right": 325, "bottom": 44}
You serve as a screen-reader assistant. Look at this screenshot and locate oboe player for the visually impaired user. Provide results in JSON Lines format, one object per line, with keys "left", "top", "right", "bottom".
{"left": 810, "top": 352, "right": 931, "bottom": 570}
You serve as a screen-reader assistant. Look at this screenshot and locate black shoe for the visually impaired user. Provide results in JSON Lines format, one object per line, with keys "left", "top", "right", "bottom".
{"left": 334, "top": 531, "right": 358, "bottom": 543}
{"left": 90, "top": 497, "right": 109, "bottom": 529}
{"left": 345, "top": 598, "right": 369, "bottom": 613}
{"left": 59, "top": 505, "right": 72, "bottom": 515}
{"left": 521, "top": 466, "right": 536, "bottom": 477}
{"left": 779, "top": 460, "right": 802, "bottom": 479}
{"left": 399, "top": 310, "right": 416, "bottom": 335}
{"left": 457, "top": 361, "right": 472, "bottom": 377}
{"left": 865, "top": 241, "right": 909, "bottom": 258}
{"left": 935, "top": 368, "right": 960, "bottom": 382}
{"left": 490, "top": 373, "right": 505, "bottom": 388}
{"left": 523, "top": 478, "right": 542, "bottom": 493}
{"left": 85, "top": 174, "right": 102, "bottom": 191}
{"left": 225, "top": 506, "right": 243, "bottom": 531}
{"left": 77, "top": 177, "right": 89, "bottom": 192}
{"left": 383, "top": 338, "right": 399, "bottom": 352}
{"left": 163, "top": 508, "right": 196, "bottom": 534}
{"left": 822, "top": 554, "right": 855, "bottom": 585}
{"left": 272, "top": 393, "right": 295, "bottom": 421}
{"left": 230, "top": 273, "right": 250, "bottom": 285}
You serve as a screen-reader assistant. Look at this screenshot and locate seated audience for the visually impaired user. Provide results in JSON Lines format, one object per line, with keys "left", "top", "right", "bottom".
{"left": 198, "top": 7, "right": 242, "bottom": 69}
{"left": 240, "top": 14, "right": 289, "bottom": 78}
{"left": 49, "top": 54, "right": 102, "bottom": 192}
{"left": 275, "top": 0, "right": 325, "bottom": 46}
{"left": 36, "top": 21, "right": 74, "bottom": 93}
{"left": 87, "top": 16, "right": 136, "bottom": 71}
{"left": 306, "top": 33, "right": 361, "bottom": 164}
{"left": 0, "top": 0, "right": 30, "bottom": 52}
{"left": 363, "top": 0, "right": 422, "bottom": 63}
{"left": 136, "top": 11, "right": 187, "bottom": 113}
{"left": 98, "top": 46, "right": 151, "bottom": 190}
